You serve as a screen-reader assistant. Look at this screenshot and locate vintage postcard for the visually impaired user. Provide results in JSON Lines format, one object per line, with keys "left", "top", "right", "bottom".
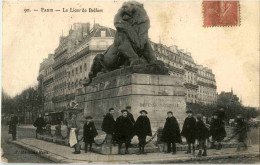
{"left": 1, "top": 0, "right": 259, "bottom": 164}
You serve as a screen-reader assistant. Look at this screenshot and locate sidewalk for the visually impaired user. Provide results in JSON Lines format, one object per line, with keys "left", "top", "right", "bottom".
{"left": 10, "top": 138, "right": 260, "bottom": 164}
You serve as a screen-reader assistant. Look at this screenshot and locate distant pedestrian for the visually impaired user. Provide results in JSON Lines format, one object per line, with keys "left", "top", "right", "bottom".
{"left": 9, "top": 113, "right": 18, "bottom": 140}
{"left": 234, "top": 114, "right": 248, "bottom": 151}
{"left": 209, "top": 112, "right": 226, "bottom": 150}
{"left": 134, "top": 110, "right": 152, "bottom": 155}
{"left": 101, "top": 108, "right": 116, "bottom": 144}
{"left": 33, "top": 114, "right": 46, "bottom": 137}
{"left": 83, "top": 116, "right": 98, "bottom": 153}
{"left": 115, "top": 109, "right": 134, "bottom": 154}
{"left": 161, "top": 111, "right": 182, "bottom": 154}
{"left": 181, "top": 109, "right": 196, "bottom": 154}
{"left": 68, "top": 113, "right": 80, "bottom": 154}
{"left": 196, "top": 114, "right": 210, "bottom": 157}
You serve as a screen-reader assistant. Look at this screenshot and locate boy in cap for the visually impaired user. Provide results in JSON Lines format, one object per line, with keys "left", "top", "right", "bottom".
{"left": 181, "top": 109, "right": 196, "bottom": 154}
{"left": 134, "top": 110, "right": 152, "bottom": 154}
{"left": 83, "top": 116, "right": 98, "bottom": 153}
{"left": 115, "top": 109, "right": 134, "bottom": 154}
{"left": 101, "top": 108, "right": 116, "bottom": 144}
{"left": 161, "top": 111, "right": 182, "bottom": 154}
{"left": 234, "top": 114, "right": 248, "bottom": 151}
{"left": 196, "top": 114, "right": 209, "bottom": 157}
{"left": 209, "top": 111, "right": 226, "bottom": 150}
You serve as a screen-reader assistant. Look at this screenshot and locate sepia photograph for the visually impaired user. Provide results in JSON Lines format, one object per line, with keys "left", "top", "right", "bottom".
{"left": 1, "top": 0, "right": 260, "bottom": 164}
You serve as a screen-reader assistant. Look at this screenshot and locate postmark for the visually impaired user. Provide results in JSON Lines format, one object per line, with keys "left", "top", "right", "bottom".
{"left": 203, "top": 1, "right": 240, "bottom": 27}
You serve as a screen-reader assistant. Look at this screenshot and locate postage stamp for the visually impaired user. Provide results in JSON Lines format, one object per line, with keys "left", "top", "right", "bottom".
{"left": 203, "top": 1, "right": 240, "bottom": 27}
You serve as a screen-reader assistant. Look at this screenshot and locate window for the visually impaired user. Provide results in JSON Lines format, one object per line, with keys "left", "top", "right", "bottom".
{"left": 68, "top": 71, "right": 70, "bottom": 78}
{"left": 76, "top": 68, "right": 78, "bottom": 74}
{"left": 84, "top": 63, "right": 87, "bottom": 71}
{"left": 80, "top": 66, "right": 82, "bottom": 73}
{"left": 101, "top": 30, "right": 106, "bottom": 37}
{"left": 72, "top": 70, "right": 74, "bottom": 76}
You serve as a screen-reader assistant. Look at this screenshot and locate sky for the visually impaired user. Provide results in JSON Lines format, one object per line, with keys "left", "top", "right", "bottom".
{"left": 2, "top": 1, "right": 259, "bottom": 107}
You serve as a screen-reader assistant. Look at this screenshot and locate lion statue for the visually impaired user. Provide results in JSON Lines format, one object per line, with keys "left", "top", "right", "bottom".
{"left": 85, "top": 1, "right": 167, "bottom": 85}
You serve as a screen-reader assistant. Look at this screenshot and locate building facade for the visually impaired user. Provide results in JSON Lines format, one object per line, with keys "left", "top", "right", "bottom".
{"left": 197, "top": 65, "right": 217, "bottom": 104}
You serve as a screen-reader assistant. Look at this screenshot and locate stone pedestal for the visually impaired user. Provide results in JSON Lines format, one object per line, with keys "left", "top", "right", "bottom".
{"left": 76, "top": 68, "right": 186, "bottom": 131}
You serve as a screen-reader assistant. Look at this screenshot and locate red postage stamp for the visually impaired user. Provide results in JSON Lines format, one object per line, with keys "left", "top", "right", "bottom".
{"left": 203, "top": 1, "right": 240, "bottom": 27}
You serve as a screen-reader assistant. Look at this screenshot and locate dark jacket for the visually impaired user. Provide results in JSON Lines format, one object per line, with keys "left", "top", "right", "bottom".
{"left": 115, "top": 116, "right": 134, "bottom": 139}
{"left": 83, "top": 121, "right": 98, "bottom": 143}
{"left": 33, "top": 117, "right": 46, "bottom": 129}
{"left": 101, "top": 113, "right": 115, "bottom": 134}
{"left": 196, "top": 120, "right": 210, "bottom": 141}
{"left": 210, "top": 118, "right": 226, "bottom": 141}
{"left": 181, "top": 117, "right": 197, "bottom": 140}
{"left": 10, "top": 116, "right": 18, "bottom": 126}
{"left": 134, "top": 116, "right": 152, "bottom": 137}
{"left": 234, "top": 118, "right": 247, "bottom": 142}
{"left": 161, "top": 116, "right": 182, "bottom": 143}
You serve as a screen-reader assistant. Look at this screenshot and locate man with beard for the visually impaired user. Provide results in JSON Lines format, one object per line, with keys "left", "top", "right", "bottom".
{"left": 134, "top": 110, "right": 152, "bottom": 155}
{"left": 210, "top": 112, "right": 226, "bottom": 150}
{"left": 161, "top": 111, "right": 182, "bottom": 154}
{"left": 102, "top": 108, "right": 116, "bottom": 144}
{"left": 115, "top": 109, "right": 133, "bottom": 154}
{"left": 181, "top": 109, "right": 197, "bottom": 154}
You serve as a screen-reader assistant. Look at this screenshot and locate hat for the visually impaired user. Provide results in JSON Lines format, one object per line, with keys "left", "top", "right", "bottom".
{"left": 108, "top": 108, "right": 114, "bottom": 111}
{"left": 121, "top": 109, "right": 128, "bottom": 113}
{"left": 196, "top": 114, "right": 202, "bottom": 120}
{"left": 167, "top": 111, "right": 173, "bottom": 114}
{"left": 125, "top": 106, "right": 131, "bottom": 109}
{"left": 140, "top": 110, "right": 148, "bottom": 114}
{"left": 85, "top": 116, "right": 93, "bottom": 120}
{"left": 186, "top": 110, "right": 193, "bottom": 114}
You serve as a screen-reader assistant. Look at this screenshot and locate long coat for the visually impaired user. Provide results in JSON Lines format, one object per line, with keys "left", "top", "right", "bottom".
{"left": 9, "top": 116, "right": 18, "bottom": 134}
{"left": 33, "top": 117, "right": 46, "bottom": 133}
{"left": 101, "top": 113, "right": 115, "bottom": 134}
{"left": 196, "top": 120, "right": 210, "bottom": 141}
{"left": 115, "top": 116, "right": 133, "bottom": 141}
{"left": 134, "top": 116, "right": 152, "bottom": 137}
{"left": 181, "top": 117, "right": 197, "bottom": 143}
{"left": 234, "top": 118, "right": 247, "bottom": 142}
{"left": 161, "top": 117, "right": 182, "bottom": 143}
{"left": 83, "top": 122, "right": 98, "bottom": 143}
{"left": 210, "top": 118, "right": 226, "bottom": 141}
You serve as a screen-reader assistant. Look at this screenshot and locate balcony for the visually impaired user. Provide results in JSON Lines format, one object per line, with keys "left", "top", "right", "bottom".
{"left": 184, "top": 83, "right": 198, "bottom": 89}
{"left": 53, "top": 58, "right": 67, "bottom": 70}
{"left": 198, "top": 81, "right": 217, "bottom": 89}
{"left": 89, "top": 45, "right": 110, "bottom": 51}
{"left": 184, "top": 64, "right": 198, "bottom": 73}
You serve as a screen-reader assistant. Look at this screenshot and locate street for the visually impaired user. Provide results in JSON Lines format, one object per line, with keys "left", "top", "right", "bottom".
{"left": 1, "top": 125, "right": 53, "bottom": 163}
{"left": 1, "top": 124, "right": 259, "bottom": 163}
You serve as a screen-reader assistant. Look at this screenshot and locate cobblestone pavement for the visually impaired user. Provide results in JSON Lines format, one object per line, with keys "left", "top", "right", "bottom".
{"left": 1, "top": 125, "right": 53, "bottom": 163}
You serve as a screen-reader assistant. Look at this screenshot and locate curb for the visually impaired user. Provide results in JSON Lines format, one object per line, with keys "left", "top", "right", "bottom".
{"left": 9, "top": 140, "right": 259, "bottom": 164}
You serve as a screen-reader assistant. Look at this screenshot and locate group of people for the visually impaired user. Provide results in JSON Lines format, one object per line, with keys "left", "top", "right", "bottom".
{"left": 67, "top": 105, "right": 248, "bottom": 156}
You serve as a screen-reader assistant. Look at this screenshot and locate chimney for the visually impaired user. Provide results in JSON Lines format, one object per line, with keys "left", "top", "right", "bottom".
{"left": 186, "top": 52, "right": 191, "bottom": 56}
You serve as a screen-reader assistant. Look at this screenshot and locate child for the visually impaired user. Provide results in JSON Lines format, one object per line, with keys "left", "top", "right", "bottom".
{"left": 83, "top": 116, "right": 98, "bottom": 153}
{"left": 134, "top": 110, "right": 152, "bottom": 155}
{"left": 234, "top": 114, "right": 248, "bottom": 151}
{"left": 181, "top": 109, "right": 197, "bottom": 154}
{"left": 196, "top": 114, "right": 209, "bottom": 157}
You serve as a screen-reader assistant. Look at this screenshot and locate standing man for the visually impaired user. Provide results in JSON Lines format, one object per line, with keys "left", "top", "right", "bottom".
{"left": 210, "top": 112, "right": 226, "bottom": 150}
{"left": 134, "top": 110, "right": 152, "bottom": 155}
{"left": 83, "top": 116, "right": 98, "bottom": 153}
{"left": 68, "top": 112, "right": 81, "bottom": 154}
{"left": 161, "top": 111, "right": 182, "bottom": 154}
{"left": 234, "top": 114, "right": 248, "bottom": 151}
{"left": 33, "top": 114, "right": 46, "bottom": 137}
{"left": 181, "top": 109, "right": 196, "bottom": 154}
{"left": 196, "top": 114, "right": 209, "bottom": 157}
{"left": 9, "top": 113, "right": 18, "bottom": 140}
{"left": 102, "top": 108, "right": 116, "bottom": 144}
{"left": 115, "top": 109, "right": 133, "bottom": 154}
